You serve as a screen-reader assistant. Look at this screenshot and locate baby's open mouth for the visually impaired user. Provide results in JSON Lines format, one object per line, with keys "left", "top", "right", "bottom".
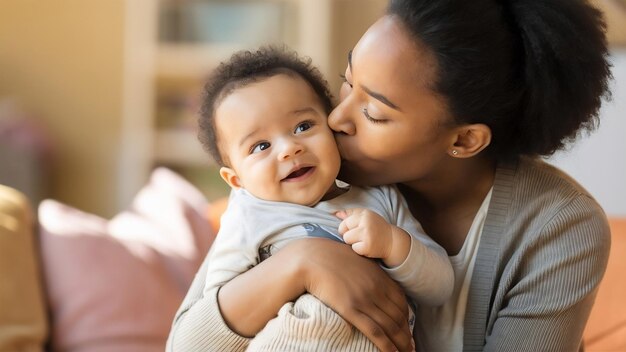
{"left": 283, "top": 166, "right": 314, "bottom": 181}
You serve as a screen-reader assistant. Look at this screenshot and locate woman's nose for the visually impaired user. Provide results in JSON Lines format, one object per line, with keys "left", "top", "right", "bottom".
{"left": 277, "top": 139, "right": 303, "bottom": 160}
{"left": 328, "top": 99, "right": 356, "bottom": 136}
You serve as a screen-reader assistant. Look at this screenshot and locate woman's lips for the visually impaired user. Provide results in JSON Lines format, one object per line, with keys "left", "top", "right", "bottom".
{"left": 282, "top": 166, "right": 314, "bottom": 182}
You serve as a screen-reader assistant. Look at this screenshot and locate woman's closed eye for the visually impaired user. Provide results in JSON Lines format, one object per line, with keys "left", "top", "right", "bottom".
{"left": 251, "top": 141, "right": 271, "bottom": 154}
{"left": 362, "top": 107, "right": 386, "bottom": 124}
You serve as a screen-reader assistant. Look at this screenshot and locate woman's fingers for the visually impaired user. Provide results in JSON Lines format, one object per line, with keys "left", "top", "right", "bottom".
{"left": 296, "top": 238, "right": 414, "bottom": 351}
{"left": 384, "top": 282, "right": 411, "bottom": 323}
{"left": 350, "top": 311, "right": 402, "bottom": 352}
{"left": 373, "top": 287, "right": 414, "bottom": 351}
{"left": 358, "top": 303, "right": 414, "bottom": 352}
{"left": 333, "top": 282, "right": 412, "bottom": 352}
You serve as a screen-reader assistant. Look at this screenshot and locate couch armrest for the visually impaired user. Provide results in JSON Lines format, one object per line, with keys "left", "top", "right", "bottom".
{"left": 583, "top": 218, "right": 626, "bottom": 351}
{"left": 0, "top": 184, "right": 48, "bottom": 351}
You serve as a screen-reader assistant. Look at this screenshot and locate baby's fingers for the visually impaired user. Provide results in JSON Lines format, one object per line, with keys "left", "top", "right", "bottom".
{"left": 334, "top": 208, "right": 366, "bottom": 220}
{"left": 350, "top": 241, "right": 369, "bottom": 257}
{"left": 337, "top": 213, "right": 361, "bottom": 235}
{"left": 335, "top": 209, "right": 349, "bottom": 219}
{"left": 343, "top": 231, "right": 378, "bottom": 258}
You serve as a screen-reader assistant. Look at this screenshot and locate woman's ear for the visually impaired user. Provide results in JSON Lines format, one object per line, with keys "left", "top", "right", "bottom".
{"left": 220, "top": 166, "right": 242, "bottom": 189}
{"left": 448, "top": 123, "right": 492, "bottom": 158}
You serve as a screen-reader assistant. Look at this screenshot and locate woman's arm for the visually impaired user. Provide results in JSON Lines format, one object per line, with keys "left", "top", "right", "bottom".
{"left": 217, "top": 239, "right": 308, "bottom": 336}
{"left": 289, "top": 238, "right": 414, "bottom": 351}
{"left": 167, "top": 239, "right": 306, "bottom": 351}
{"left": 168, "top": 238, "right": 415, "bottom": 352}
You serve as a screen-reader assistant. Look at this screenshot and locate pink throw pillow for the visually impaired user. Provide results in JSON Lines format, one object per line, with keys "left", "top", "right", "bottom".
{"left": 39, "top": 168, "right": 215, "bottom": 352}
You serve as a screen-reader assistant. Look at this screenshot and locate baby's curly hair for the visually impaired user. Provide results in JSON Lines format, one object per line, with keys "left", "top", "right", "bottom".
{"left": 198, "top": 45, "right": 333, "bottom": 166}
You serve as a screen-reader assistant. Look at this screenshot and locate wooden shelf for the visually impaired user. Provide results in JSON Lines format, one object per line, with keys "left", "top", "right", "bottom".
{"left": 154, "top": 129, "right": 213, "bottom": 166}
{"left": 156, "top": 43, "right": 245, "bottom": 78}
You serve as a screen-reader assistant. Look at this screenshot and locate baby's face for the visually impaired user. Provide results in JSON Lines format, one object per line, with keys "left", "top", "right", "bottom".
{"left": 216, "top": 73, "right": 341, "bottom": 206}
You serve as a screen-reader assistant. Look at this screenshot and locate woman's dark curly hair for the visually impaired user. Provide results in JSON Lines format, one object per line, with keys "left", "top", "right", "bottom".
{"left": 198, "top": 46, "right": 333, "bottom": 166}
{"left": 388, "top": 0, "right": 612, "bottom": 160}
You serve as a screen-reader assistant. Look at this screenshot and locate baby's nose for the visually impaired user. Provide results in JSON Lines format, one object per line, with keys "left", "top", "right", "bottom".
{"left": 278, "top": 140, "right": 303, "bottom": 160}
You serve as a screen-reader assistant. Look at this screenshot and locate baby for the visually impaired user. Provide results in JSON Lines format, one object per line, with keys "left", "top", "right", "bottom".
{"left": 197, "top": 46, "right": 453, "bottom": 351}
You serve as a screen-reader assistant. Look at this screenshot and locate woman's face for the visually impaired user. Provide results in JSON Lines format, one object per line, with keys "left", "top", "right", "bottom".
{"left": 329, "top": 15, "right": 457, "bottom": 187}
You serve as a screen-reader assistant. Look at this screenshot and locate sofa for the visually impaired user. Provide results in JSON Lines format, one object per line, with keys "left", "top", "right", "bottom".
{"left": 1, "top": 169, "right": 624, "bottom": 351}
{"left": 0, "top": 168, "right": 217, "bottom": 352}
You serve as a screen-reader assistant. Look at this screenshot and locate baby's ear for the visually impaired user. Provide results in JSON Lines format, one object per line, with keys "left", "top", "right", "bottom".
{"left": 220, "top": 166, "right": 242, "bottom": 189}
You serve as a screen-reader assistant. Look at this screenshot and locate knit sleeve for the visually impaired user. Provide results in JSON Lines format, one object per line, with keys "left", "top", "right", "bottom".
{"left": 482, "top": 194, "right": 611, "bottom": 352}
{"left": 166, "top": 255, "right": 251, "bottom": 351}
{"left": 248, "top": 294, "right": 379, "bottom": 351}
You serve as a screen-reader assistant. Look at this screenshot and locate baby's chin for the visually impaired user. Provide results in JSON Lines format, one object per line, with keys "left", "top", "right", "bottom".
{"left": 291, "top": 195, "right": 326, "bottom": 207}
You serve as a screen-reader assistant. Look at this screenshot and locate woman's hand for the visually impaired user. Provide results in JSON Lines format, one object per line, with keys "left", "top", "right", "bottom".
{"left": 291, "top": 238, "right": 414, "bottom": 352}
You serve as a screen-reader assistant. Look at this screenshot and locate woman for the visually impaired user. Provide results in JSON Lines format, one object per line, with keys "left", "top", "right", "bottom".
{"left": 168, "top": 0, "right": 612, "bottom": 351}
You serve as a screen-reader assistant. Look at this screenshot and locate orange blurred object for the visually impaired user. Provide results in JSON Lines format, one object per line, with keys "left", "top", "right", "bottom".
{"left": 207, "top": 196, "right": 229, "bottom": 234}
{"left": 583, "top": 218, "right": 626, "bottom": 351}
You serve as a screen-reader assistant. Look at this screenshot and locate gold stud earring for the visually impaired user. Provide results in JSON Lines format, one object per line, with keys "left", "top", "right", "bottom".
{"left": 452, "top": 150, "right": 458, "bottom": 156}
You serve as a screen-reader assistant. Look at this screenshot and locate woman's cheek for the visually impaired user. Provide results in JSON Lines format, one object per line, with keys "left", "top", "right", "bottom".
{"left": 360, "top": 134, "right": 393, "bottom": 159}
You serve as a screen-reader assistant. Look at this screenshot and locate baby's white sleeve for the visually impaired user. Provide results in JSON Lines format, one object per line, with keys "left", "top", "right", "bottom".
{"left": 203, "top": 206, "right": 259, "bottom": 293}
{"left": 382, "top": 185, "right": 454, "bottom": 306}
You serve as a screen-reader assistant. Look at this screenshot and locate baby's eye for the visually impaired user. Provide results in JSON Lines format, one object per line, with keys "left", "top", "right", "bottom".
{"left": 251, "top": 142, "right": 271, "bottom": 154}
{"left": 294, "top": 121, "right": 314, "bottom": 134}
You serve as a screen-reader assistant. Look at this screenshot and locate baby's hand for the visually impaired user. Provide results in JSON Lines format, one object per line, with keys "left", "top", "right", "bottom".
{"left": 336, "top": 208, "right": 411, "bottom": 268}
{"left": 336, "top": 208, "right": 394, "bottom": 261}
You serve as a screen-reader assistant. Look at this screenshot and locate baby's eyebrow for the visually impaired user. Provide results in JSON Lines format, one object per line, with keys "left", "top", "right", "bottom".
{"left": 291, "top": 107, "right": 317, "bottom": 116}
{"left": 239, "top": 127, "right": 260, "bottom": 148}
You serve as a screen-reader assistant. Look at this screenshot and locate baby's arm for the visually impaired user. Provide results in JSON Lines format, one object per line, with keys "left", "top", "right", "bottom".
{"left": 167, "top": 243, "right": 305, "bottom": 351}
{"left": 203, "top": 229, "right": 259, "bottom": 293}
{"left": 198, "top": 204, "right": 279, "bottom": 337}
{"left": 336, "top": 209, "right": 453, "bottom": 306}
{"left": 384, "top": 186, "right": 454, "bottom": 306}
{"left": 336, "top": 185, "right": 454, "bottom": 307}
{"left": 336, "top": 208, "right": 411, "bottom": 268}
{"left": 384, "top": 230, "right": 454, "bottom": 306}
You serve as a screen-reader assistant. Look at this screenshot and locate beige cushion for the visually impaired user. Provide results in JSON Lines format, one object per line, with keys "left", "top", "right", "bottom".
{"left": 38, "top": 168, "right": 215, "bottom": 352}
{"left": 0, "top": 184, "right": 48, "bottom": 351}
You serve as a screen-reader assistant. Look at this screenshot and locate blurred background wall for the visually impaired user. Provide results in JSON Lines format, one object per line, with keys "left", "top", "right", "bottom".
{"left": 1, "top": 0, "right": 126, "bottom": 216}
{"left": 0, "top": 0, "right": 386, "bottom": 217}
{"left": 0, "top": 0, "right": 624, "bottom": 218}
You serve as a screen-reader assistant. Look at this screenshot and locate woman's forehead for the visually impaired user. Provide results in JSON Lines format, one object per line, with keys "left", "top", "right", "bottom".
{"left": 350, "top": 16, "right": 439, "bottom": 106}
